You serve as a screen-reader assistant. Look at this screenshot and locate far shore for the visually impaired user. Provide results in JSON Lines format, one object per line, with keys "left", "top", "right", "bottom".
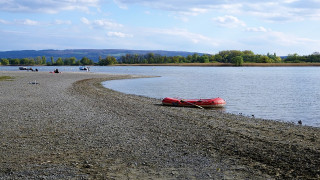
{"left": 2, "top": 62, "right": 320, "bottom": 68}
{"left": 113, "top": 62, "right": 320, "bottom": 66}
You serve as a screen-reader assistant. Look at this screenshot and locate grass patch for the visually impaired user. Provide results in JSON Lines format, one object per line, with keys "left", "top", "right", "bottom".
{"left": 0, "top": 76, "right": 14, "bottom": 81}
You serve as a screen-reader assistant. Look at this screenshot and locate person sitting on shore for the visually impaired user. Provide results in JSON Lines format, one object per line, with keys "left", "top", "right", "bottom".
{"left": 54, "top": 69, "right": 59, "bottom": 73}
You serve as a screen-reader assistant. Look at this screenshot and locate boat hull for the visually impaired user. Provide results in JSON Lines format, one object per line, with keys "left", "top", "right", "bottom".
{"left": 162, "top": 97, "right": 226, "bottom": 108}
{"left": 79, "top": 66, "right": 89, "bottom": 71}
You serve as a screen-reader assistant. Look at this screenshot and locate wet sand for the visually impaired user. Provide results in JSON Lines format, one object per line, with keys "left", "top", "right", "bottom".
{"left": 0, "top": 71, "right": 319, "bottom": 179}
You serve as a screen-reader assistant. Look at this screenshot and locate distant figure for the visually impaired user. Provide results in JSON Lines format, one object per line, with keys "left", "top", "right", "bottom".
{"left": 298, "top": 120, "right": 302, "bottom": 125}
{"left": 54, "top": 69, "right": 59, "bottom": 73}
{"left": 35, "top": 68, "right": 38, "bottom": 72}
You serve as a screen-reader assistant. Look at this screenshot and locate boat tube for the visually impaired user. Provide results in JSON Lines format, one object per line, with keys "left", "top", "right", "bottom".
{"left": 162, "top": 97, "right": 226, "bottom": 108}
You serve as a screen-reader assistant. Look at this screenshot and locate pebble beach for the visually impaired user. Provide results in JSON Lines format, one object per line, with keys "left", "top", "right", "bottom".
{"left": 0, "top": 71, "right": 319, "bottom": 179}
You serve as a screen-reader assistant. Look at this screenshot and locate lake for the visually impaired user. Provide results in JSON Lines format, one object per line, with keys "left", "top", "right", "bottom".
{"left": 1, "top": 66, "right": 320, "bottom": 127}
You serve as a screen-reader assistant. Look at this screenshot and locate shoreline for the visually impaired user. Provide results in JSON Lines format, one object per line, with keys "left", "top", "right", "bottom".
{"left": 113, "top": 62, "right": 320, "bottom": 67}
{"left": 0, "top": 71, "right": 319, "bottom": 179}
{"left": 3, "top": 62, "right": 320, "bottom": 68}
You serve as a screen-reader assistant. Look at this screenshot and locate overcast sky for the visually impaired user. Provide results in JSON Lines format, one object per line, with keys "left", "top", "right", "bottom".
{"left": 1, "top": 0, "right": 320, "bottom": 55}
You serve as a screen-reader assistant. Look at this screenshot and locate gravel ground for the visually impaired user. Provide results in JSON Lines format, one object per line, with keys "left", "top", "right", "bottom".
{"left": 0, "top": 71, "right": 319, "bottom": 179}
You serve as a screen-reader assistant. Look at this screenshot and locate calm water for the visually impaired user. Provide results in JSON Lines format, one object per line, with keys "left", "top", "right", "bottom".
{"left": 1, "top": 66, "right": 320, "bottom": 127}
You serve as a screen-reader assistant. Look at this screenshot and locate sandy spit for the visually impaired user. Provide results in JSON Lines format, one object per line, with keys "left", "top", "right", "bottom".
{"left": 0, "top": 71, "right": 319, "bottom": 179}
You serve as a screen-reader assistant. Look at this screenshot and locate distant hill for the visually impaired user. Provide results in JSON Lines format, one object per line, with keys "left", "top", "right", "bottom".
{"left": 0, "top": 49, "right": 203, "bottom": 62}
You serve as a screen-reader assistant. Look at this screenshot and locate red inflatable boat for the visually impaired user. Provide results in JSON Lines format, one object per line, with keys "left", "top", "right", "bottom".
{"left": 162, "top": 97, "right": 226, "bottom": 108}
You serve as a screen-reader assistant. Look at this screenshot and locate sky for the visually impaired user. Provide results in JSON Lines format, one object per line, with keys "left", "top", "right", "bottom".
{"left": 1, "top": 0, "right": 320, "bottom": 56}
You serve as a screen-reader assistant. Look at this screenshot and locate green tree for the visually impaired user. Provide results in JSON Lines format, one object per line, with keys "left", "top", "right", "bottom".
{"left": 199, "top": 55, "right": 209, "bottom": 63}
{"left": 63, "top": 57, "right": 76, "bottom": 65}
{"left": 306, "top": 54, "right": 320, "bottom": 62}
{"left": 42, "top": 56, "right": 47, "bottom": 64}
{"left": 209, "top": 55, "right": 215, "bottom": 62}
{"left": 285, "top": 53, "right": 301, "bottom": 63}
{"left": 0, "top": 58, "right": 9, "bottom": 65}
{"left": 99, "top": 56, "right": 117, "bottom": 65}
{"left": 218, "top": 51, "right": 230, "bottom": 63}
{"left": 192, "top": 53, "right": 199, "bottom": 62}
{"left": 75, "top": 60, "right": 81, "bottom": 65}
{"left": 29, "top": 58, "right": 35, "bottom": 65}
{"left": 20, "top": 58, "right": 30, "bottom": 65}
{"left": 56, "top": 57, "right": 64, "bottom": 65}
{"left": 106, "top": 56, "right": 117, "bottom": 65}
{"left": 70, "top": 57, "right": 77, "bottom": 65}
{"left": 259, "top": 55, "right": 272, "bottom": 63}
{"left": 214, "top": 54, "right": 223, "bottom": 62}
{"left": 10, "top": 59, "right": 20, "bottom": 65}
{"left": 50, "top": 56, "right": 54, "bottom": 65}
{"left": 274, "top": 56, "right": 282, "bottom": 63}
{"left": 172, "top": 56, "right": 180, "bottom": 63}
{"left": 186, "top": 55, "right": 192, "bottom": 63}
{"left": 243, "top": 50, "right": 254, "bottom": 56}
{"left": 232, "top": 56, "right": 244, "bottom": 66}
{"left": 242, "top": 54, "right": 255, "bottom": 62}
{"left": 63, "top": 58, "right": 71, "bottom": 65}
{"left": 35, "top": 56, "right": 42, "bottom": 65}
{"left": 179, "top": 56, "right": 186, "bottom": 63}
{"left": 146, "top": 53, "right": 155, "bottom": 64}
{"left": 80, "top": 57, "right": 93, "bottom": 65}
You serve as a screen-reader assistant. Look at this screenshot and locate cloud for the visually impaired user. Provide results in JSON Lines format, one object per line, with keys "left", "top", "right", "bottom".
{"left": 1, "top": 18, "right": 73, "bottom": 26}
{"left": 2, "top": 0, "right": 319, "bottom": 23}
{"left": 178, "top": 7, "right": 209, "bottom": 16}
{"left": 286, "top": 0, "right": 320, "bottom": 9}
{"left": 244, "top": 1, "right": 320, "bottom": 22}
{"left": 81, "top": 17, "right": 90, "bottom": 25}
{"left": 0, "top": 0, "right": 100, "bottom": 13}
{"left": 246, "top": 26, "right": 268, "bottom": 32}
{"left": 113, "top": 0, "right": 320, "bottom": 22}
{"left": 266, "top": 31, "right": 318, "bottom": 46}
{"left": 114, "top": 0, "right": 223, "bottom": 10}
{"left": 242, "top": 29, "right": 319, "bottom": 53}
{"left": 23, "top": 19, "right": 39, "bottom": 25}
{"left": 14, "top": 19, "right": 39, "bottom": 26}
{"left": 113, "top": 0, "right": 221, "bottom": 17}
{"left": 81, "top": 17, "right": 123, "bottom": 29}
{"left": 172, "top": 7, "right": 210, "bottom": 21}
{"left": 212, "top": 15, "right": 246, "bottom": 28}
{"left": 113, "top": 0, "right": 129, "bottom": 9}
{"left": 0, "top": 19, "right": 9, "bottom": 24}
{"left": 54, "top": 19, "right": 72, "bottom": 25}
{"left": 107, "top": 31, "right": 133, "bottom": 38}
{"left": 149, "top": 28, "right": 218, "bottom": 46}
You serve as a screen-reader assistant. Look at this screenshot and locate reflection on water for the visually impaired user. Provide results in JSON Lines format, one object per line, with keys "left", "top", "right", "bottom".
{"left": 1, "top": 66, "right": 320, "bottom": 127}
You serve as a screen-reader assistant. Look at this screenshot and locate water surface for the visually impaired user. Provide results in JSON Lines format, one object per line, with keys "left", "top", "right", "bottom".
{"left": 1, "top": 66, "right": 320, "bottom": 127}
{"left": 102, "top": 66, "right": 320, "bottom": 127}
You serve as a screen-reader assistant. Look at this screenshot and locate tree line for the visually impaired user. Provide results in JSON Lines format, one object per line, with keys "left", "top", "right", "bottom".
{"left": 118, "top": 50, "right": 320, "bottom": 65}
{"left": 2, "top": 51, "right": 320, "bottom": 66}
{"left": 0, "top": 56, "right": 116, "bottom": 66}
{"left": 284, "top": 52, "right": 320, "bottom": 63}
{"left": 117, "top": 51, "right": 282, "bottom": 65}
